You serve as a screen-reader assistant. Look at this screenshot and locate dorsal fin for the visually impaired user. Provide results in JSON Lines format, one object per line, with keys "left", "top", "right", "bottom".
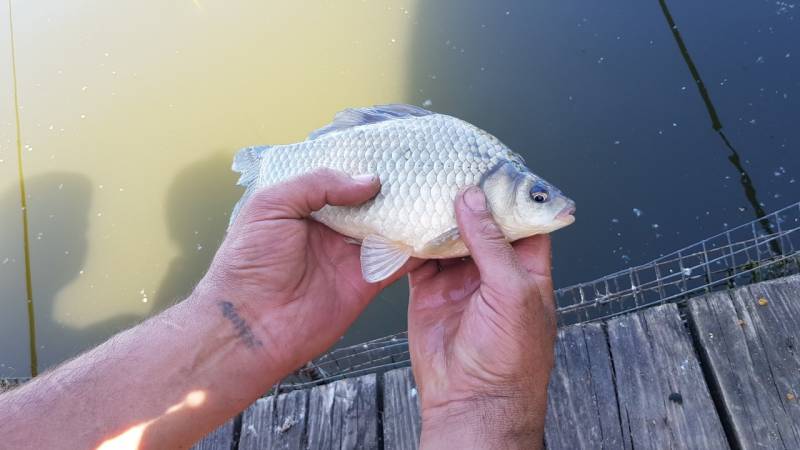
{"left": 308, "top": 104, "right": 433, "bottom": 140}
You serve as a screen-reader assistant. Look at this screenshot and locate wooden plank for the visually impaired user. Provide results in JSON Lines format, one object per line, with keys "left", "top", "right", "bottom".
{"left": 607, "top": 303, "right": 729, "bottom": 449}
{"left": 239, "top": 389, "right": 308, "bottom": 450}
{"left": 545, "top": 323, "right": 623, "bottom": 450}
{"left": 306, "top": 374, "right": 378, "bottom": 450}
{"left": 191, "top": 418, "right": 235, "bottom": 450}
{"left": 688, "top": 275, "right": 800, "bottom": 449}
{"left": 382, "top": 367, "right": 421, "bottom": 450}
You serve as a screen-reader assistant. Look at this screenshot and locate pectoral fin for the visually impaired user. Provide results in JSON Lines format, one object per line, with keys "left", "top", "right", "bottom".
{"left": 360, "top": 234, "right": 412, "bottom": 283}
{"left": 425, "top": 227, "right": 461, "bottom": 248}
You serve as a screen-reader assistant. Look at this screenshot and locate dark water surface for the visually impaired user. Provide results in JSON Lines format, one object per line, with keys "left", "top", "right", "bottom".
{"left": 350, "top": 0, "right": 800, "bottom": 347}
{"left": 1, "top": 0, "right": 798, "bottom": 376}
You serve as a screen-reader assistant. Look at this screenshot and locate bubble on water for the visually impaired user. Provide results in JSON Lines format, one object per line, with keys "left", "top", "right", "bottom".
{"left": 422, "top": 99, "right": 433, "bottom": 107}
{"left": 632, "top": 208, "right": 643, "bottom": 217}
{"left": 774, "top": 166, "right": 786, "bottom": 176}
{"left": 79, "top": 270, "right": 84, "bottom": 275}
{"left": 81, "top": 86, "right": 88, "bottom": 91}
{"left": 621, "top": 254, "right": 631, "bottom": 263}
{"left": 652, "top": 223, "right": 659, "bottom": 229}
{"left": 196, "top": 244, "right": 203, "bottom": 251}
{"left": 682, "top": 267, "right": 692, "bottom": 276}
{"left": 755, "top": 56, "right": 765, "bottom": 64}
{"left": 774, "top": 193, "right": 782, "bottom": 199}
{"left": 58, "top": 183, "right": 63, "bottom": 190}
{"left": 786, "top": 52, "right": 791, "bottom": 58}
{"left": 749, "top": 118, "right": 757, "bottom": 124}
{"left": 80, "top": 114, "right": 86, "bottom": 119}
{"left": 2, "top": 258, "right": 9, "bottom": 264}
{"left": 790, "top": 178, "right": 796, "bottom": 184}
{"left": 390, "top": 38, "right": 396, "bottom": 43}
{"left": 597, "top": 57, "right": 605, "bottom": 64}
{"left": 681, "top": 86, "right": 687, "bottom": 90}
{"left": 614, "top": 140, "right": 621, "bottom": 145}
{"left": 672, "top": 122, "right": 678, "bottom": 127}
{"left": 611, "top": 218, "right": 619, "bottom": 223}
{"left": 48, "top": 125, "right": 54, "bottom": 130}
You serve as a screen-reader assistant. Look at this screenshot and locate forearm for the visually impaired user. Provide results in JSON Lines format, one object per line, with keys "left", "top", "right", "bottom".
{"left": 0, "top": 287, "right": 284, "bottom": 450}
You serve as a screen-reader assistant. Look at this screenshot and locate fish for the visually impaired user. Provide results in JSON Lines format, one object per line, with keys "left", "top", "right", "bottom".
{"left": 230, "top": 104, "right": 575, "bottom": 283}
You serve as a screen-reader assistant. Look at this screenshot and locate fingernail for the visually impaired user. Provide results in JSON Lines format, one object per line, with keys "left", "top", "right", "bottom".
{"left": 352, "top": 174, "right": 377, "bottom": 184}
{"left": 463, "top": 186, "right": 487, "bottom": 212}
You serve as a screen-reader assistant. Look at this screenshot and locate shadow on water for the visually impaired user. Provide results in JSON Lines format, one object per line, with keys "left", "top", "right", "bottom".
{"left": 0, "top": 172, "right": 92, "bottom": 376}
{"left": 1, "top": 155, "right": 240, "bottom": 376}
{"left": 657, "top": 0, "right": 780, "bottom": 254}
{"left": 152, "top": 152, "right": 241, "bottom": 310}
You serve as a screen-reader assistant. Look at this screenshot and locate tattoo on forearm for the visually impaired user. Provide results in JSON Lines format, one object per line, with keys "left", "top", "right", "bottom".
{"left": 219, "top": 301, "right": 264, "bottom": 349}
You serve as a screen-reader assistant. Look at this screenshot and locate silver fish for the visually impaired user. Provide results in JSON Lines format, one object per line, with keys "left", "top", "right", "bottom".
{"left": 231, "top": 104, "right": 575, "bottom": 283}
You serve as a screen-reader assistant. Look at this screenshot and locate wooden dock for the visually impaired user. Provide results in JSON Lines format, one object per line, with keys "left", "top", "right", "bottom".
{"left": 3, "top": 275, "right": 799, "bottom": 449}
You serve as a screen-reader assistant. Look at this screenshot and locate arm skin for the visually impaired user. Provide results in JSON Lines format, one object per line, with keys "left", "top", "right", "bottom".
{"left": 0, "top": 169, "right": 421, "bottom": 450}
{"left": 0, "top": 173, "right": 557, "bottom": 450}
{"left": 408, "top": 187, "right": 558, "bottom": 450}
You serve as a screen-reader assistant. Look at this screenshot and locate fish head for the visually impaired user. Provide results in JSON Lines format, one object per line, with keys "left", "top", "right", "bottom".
{"left": 481, "top": 161, "right": 576, "bottom": 240}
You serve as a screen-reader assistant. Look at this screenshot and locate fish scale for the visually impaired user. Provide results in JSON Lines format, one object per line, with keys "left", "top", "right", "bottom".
{"left": 231, "top": 104, "right": 574, "bottom": 283}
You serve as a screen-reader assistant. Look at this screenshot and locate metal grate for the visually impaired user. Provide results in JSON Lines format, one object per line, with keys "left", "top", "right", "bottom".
{"left": 277, "top": 201, "right": 800, "bottom": 391}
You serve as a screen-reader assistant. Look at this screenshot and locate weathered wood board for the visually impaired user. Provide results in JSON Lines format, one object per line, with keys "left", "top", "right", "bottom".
{"left": 306, "top": 373, "right": 378, "bottom": 450}
{"left": 382, "top": 367, "right": 421, "bottom": 450}
{"left": 191, "top": 419, "right": 235, "bottom": 450}
{"left": 688, "top": 275, "right": 800, "bottom": 449}
{"left": 545, "top": 322, "right": 623, "bottom": 450}
{"left": 239, "top": 389, "right": 308, "bottom": 450}
{"left": 607, "top": 303, "right": 729, "bottom": 449}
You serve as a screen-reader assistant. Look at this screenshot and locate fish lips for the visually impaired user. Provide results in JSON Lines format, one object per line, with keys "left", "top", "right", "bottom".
{"left": 555, "top": 204, "right": 576, "bottom": 226}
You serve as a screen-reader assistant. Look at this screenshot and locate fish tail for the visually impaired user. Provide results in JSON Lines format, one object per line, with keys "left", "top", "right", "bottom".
{"left": 229, "top": 145, "right": 270, "bottom": 228}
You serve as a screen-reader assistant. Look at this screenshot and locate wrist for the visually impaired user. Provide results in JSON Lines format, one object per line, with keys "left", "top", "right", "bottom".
{"left": 186, "top": 282, "right": 288, "bottom": 385}
{"left": 419, "top": 397, "right": 545, "bottom": 450}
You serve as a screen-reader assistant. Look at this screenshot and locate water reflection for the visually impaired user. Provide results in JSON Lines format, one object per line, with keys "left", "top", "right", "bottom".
{"left": 657, "top": 0, "right": 779, "bottom": 254}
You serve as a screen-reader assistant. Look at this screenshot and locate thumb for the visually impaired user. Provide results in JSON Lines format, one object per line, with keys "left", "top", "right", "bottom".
{"left": 241, "top": 169, "right": 380, "bottom": 221}
{"left": 455, "top": 186, "right": 526, "bottom": 287}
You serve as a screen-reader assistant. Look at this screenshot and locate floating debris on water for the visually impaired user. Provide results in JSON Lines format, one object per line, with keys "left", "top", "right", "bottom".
{"left": 758, "top": 297, "right": 769, "bottom": 306}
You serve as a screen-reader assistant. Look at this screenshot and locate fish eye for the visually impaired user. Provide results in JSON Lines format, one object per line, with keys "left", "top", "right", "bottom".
{"left": 531, "top": 191, "right": 548, "bottom": 203}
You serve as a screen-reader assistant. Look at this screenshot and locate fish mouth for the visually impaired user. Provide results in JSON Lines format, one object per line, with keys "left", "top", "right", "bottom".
{"left": 555, "top": 204, "right": 576, "bottom": 225}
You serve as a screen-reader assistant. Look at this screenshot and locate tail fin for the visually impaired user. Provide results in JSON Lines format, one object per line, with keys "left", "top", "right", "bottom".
{"left": 229, "top": 145, "right": 269, "bottom": 229}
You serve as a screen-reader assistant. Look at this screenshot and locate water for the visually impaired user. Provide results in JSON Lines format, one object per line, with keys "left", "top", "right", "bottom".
{"left": 1, "top": 0, "right": 798, "bottom": 377}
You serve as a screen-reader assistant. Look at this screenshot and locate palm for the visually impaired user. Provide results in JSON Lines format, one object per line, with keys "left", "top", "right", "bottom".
{"left": 408, "top": 236, "right": 556, "bottom": 412}
{"left": 215, "top": 215, "right": 411, "bottom": 367}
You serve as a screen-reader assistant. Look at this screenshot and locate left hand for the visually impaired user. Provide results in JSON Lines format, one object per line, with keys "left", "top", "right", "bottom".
{"left": 198, "top": 168, "right": 420, "bottom": 374}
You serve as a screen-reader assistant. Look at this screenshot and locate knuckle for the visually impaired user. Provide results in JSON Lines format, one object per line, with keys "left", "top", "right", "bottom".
{"left": 477, "top": 215, "right": 504, "bottom": 241}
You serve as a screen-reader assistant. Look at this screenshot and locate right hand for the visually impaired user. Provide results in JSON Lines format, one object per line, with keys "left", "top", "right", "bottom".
{"left": 407, "top": 186, "right": 557, "bottom": 450}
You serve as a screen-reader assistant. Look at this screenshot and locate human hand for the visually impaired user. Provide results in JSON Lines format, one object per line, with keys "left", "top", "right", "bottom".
{"left": 197, "top": 169, "right": 419, "bottom": 376}
{"left": 408, "top": 186, "right": 557, "bottom": 450}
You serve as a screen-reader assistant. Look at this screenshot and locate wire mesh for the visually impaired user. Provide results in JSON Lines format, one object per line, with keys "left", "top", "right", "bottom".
{"left": 278, "top": 201, "right": 800, "bottom": 391}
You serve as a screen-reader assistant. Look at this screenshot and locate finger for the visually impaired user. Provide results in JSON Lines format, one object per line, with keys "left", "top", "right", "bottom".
{"left": 409, "top": 260, "right": 439, "bottom": 284}
{"left": 245, "top": 169, "right": 381, "bottom": 220}
{"left": 455, "top": 186, "right": 525, "bottom": 286}
{"left": 513, "top": 234, "right": 555, "bottom": 313}
{"left": 513, "top": 234, "right": 552, "bottom": 279}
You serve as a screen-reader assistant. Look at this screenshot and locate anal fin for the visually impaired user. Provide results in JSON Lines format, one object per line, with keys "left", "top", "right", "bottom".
{"left": 360, "top": 234, "right": 412, "bottom": 283}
